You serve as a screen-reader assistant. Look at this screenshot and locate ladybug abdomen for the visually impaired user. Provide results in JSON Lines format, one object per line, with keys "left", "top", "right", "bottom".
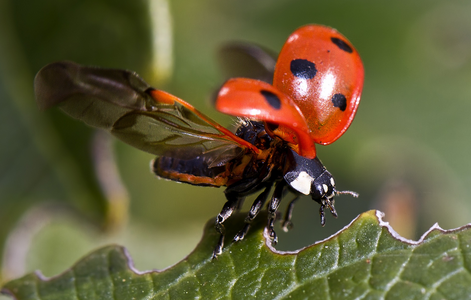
{"left": 152, "top": 156, "right": 228, "bottom": 187}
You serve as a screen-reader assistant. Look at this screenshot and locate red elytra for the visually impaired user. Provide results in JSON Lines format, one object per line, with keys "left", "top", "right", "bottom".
{"left": 216, "top": 24, "right": 364, "bottom": 158}
{"left": 274, "top": 25, "right": 364, "bottom": 146}
{"left": 215, "top": 78, "right": 315, "bottom": 158}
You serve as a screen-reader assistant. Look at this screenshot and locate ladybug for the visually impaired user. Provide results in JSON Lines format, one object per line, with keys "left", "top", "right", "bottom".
{"left": 34, "top": 24, "right": 364, "bottom": 258}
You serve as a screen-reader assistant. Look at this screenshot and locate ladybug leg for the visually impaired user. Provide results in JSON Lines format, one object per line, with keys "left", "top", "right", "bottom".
{"left": 267, "top": 180, "right": 287, "bottom": 245}
{"left": 236, "top": 197, "right": 245, "bottom": 210}
{"left": 213, "top": 195, "right": 242, "bottom": 259}
{"left": 213, "top": 176, "right": 264, "bottom": 258}
{"left": 234, "top": 184, "right": 273, "bottom": 242}
{"left": 319, "top": 204, "right": 326, "bottom": 226}
{"left": 282, "top": 195, "right": 299, "bottom": 232}
{"left": 327, "top": 199, "right": 338, "bottom": 218}
{"left": 318, "top": 198, "right": 337, "bottom": 228}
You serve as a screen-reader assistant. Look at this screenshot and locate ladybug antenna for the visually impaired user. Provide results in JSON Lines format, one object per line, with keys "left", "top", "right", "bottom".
{"left": 336, "top": 190, "right": 359, "bottom": 198}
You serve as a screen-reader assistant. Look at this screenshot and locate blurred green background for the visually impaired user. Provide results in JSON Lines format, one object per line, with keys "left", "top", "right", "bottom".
{"left": 2, "top": 0, "right": 471, "bottom": 288}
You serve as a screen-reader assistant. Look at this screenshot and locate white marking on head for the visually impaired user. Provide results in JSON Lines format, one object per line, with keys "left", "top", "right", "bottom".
{"left": 322, "top": 184, "right": 329, "bottom": 194}
{"left": 289, "top": 171, "right": 313, "bottom": 195}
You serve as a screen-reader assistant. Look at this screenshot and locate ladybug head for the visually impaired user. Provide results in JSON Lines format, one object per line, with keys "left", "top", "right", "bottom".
{"left": 283, "top": 150, "right": 358, "bottom": 226}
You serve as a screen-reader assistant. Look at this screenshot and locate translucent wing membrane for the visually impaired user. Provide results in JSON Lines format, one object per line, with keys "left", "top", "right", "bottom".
{"left": 35, "top": 61, "right": 258, "bottom": 165}
{"left": 218, "top": 43, "right": 276, "bottom": 84}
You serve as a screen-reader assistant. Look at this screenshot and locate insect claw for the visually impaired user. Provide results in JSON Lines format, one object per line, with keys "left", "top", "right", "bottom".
{"left": 270, "top": 230, "right": 278, "bottom": 245}
{"left": 212, "top": 234, "right": 224, "bottom": 260}
{"left": 234, "top": 224, "right": 250, "bottom": 242}
{"left": 233, "top": 233, "right": 243, "bottom": 242}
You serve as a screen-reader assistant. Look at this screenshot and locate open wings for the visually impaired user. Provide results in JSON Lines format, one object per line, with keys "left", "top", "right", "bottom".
{"left": 35, "top": 61, "right": 259, "bottom": 166}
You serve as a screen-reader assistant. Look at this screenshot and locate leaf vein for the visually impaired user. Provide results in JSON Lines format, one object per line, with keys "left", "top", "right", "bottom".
{"left": 225, "top": 254, "right": 238, "bottom": 298}
{"left": 424, "top": 267, "right": 464, "bottom": 300}
{"left": 335, "top": 238, "right": 340, "bottom": 269}
{"left": 353, "top": 289, "right": 370, "bottom": 300}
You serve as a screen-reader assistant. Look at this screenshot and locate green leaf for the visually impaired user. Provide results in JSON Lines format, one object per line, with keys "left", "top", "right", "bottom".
{"left": 3, "top": 210, "right": 471, "bottom": 299}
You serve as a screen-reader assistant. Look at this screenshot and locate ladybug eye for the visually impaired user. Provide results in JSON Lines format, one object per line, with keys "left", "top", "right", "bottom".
{"left": 311, "top": 183, "right": 324, "bottom": 200}
{"left": 330, "top": 37, "right": 353, "bottom": 53}
{"left": 290, "top": 59, "right": 317, "bottom": 79}
{"left": 331, "top": 93, "right": 347, "bottom": 111}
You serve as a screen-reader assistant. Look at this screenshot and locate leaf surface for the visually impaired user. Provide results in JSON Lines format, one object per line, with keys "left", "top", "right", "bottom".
{"left": 3, "top": 210, "right": 471, "bottom": 299}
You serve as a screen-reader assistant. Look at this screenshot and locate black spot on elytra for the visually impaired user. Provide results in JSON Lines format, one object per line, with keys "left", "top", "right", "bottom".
{"left": 290, "top": 59, "right": 317, "bottom": 79}
{"left": 331, "top": 93, "right": 347, "bottom": 111}
{"left": 261, "top": 90, "right": 281, "bottom": 109}
{"left": 331, "top": 37, "right": 353, "bottom": 53}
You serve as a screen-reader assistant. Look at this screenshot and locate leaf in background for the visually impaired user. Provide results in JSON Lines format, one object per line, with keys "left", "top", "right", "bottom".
{"left": 0, "top": 0, "right": 166, "bottom": 282}
{"left": 3, "top": 210, "right": 471, "bottom": 299}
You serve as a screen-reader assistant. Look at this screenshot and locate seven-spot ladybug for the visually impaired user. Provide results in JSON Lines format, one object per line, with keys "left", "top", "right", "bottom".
{"left": 34, "top": 24, "right": 364, "bottom": 258}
